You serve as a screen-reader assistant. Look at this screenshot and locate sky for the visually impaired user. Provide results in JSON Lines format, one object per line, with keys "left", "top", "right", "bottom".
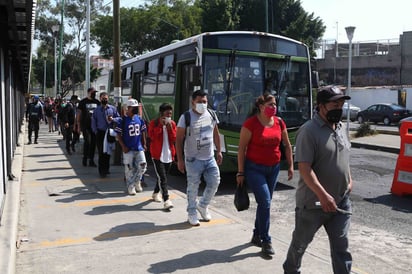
{"left": 300, "top": 0, "right": 412, "bottom": 43}
{"left": 118, "top": 0, "right": 412, "bottom": 43}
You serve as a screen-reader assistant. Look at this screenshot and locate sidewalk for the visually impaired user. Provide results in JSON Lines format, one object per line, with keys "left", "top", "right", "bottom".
{"left": 1, "top": 124, "right": 401, "bottom": 274}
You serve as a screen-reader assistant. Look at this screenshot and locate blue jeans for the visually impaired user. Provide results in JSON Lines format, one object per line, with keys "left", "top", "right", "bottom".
{"left": 283, "top": 195, "right": 352, "bottom": 274}
{"left": 123, "top": 150, "right": 147, "bottom": 188}
{"left": 245, "top": 159, "right": 280, "bottom": 243}
{"left": 185, "top": 157, "right": 220, "bottom": 216}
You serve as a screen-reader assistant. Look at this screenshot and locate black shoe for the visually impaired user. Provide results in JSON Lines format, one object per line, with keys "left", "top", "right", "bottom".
{"left": 89, "top": 160, "right": 97, "bottom": 167}
{"left": 261, "top": 242, "right": 275, "bottom": 255}
{"left": 71, "top": 144, "right": 75, "bottom": 152}
{"left": 67, "top": 150, "right": 72, "bottom": 155}
{"left": 34, "top": 140, "right": 38, "bottom": 144}
{"left": 82, "top": 158, "right": 87, "bottom": 166}
{"left": 28, "top": 141, "right": 32, "bottom": 145}
{"left": 251, "top": 234, "right": 262, "bottom": 247}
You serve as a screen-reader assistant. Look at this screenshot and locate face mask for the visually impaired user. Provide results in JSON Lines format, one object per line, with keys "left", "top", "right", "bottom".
{"left": 263, "top": 106, "right": 277, "bottom": 118}
{"left": 101, "top": 99, "right": 108, "bottom": 105}
{"left": 195, "top": 103, "right": 207, "bottom": 114}
{"left": 90, "top": 92, "right": 96, "bottom": 99}
{"left": 61, "top": 103, "right": 66, "bottom": 108}
{"left": 326, "top": 109, "right": 343, "bottom": 124}
{"left": 132, "top": 107, "right": 139, "bottom": 115}
{"left": 164, "top": 117, "right": 172, "bottom": 124}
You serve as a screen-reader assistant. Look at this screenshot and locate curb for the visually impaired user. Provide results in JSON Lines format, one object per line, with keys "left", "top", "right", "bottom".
{"left": 350, "top": 141, "right": 400, "bottom": 154}
{"left": 0, "top": 123, "right": 25, "bottom": 274}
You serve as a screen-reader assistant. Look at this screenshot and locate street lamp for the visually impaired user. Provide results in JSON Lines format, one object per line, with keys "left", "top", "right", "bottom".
{"left": 345, "top": 26, "right": 355, "bottom": 135}
{"left": 52, "top": 25, "right": 59, "bottom": 97}
{"left": 42, "top": 51, "right": 48, "bottom": 97}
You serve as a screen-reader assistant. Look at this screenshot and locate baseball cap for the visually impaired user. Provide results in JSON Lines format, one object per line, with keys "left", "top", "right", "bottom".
{"left": 317, "top": 85, "right": 351, "bottom": 103}
{"left": 33, "top": 95, "right": 39, "bottom": 100}
{"left": 127, "top": 98, "right": 139, "bottom": 107}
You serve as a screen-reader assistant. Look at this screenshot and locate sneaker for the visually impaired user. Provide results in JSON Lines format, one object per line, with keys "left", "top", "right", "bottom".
{"left": 128, "top": 184, "right": 137, "bottom": 195}
{"left": 261, "top": 242, "right": 275, "bottom": 255}
{"left": 135, "top": 181, "right": 143, "bottom": 192}
{"left": 164, "top": 200, "right": 174, "bottom": 210}
{"left": 188, "top": 214, "right": 200, "bottom": 226}
{"left": 196, "top": 204, "right": 211, "bottom": 221}
{"left": 34, "top": 140, "right": 38, "bottom": 144}
{"left": 152, "top": 192, "right": 162, "bottom": 202}
{"left": 251, "top": 234, "right": 262, "bottom": 247}
{"left": 28, "top": 141, "right": 32, "bottom": 145}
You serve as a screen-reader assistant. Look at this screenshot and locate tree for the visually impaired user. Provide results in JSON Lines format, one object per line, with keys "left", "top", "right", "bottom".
{"left": 33, "top": 0, "right": 110, "bottom": 98}
{"left": 91, "top": 0, "right": 202, "bottom": 58}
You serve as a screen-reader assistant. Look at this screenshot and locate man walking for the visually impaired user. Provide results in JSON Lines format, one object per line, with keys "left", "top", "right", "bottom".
{"left": 26, "top": 95, "right": 43, "bottom": 144}
{"left": 92, "top": 92, "right": 120, "bottom": 177}
{"left": 175, "top": 89, "right": 223, "bottom": 226}
{"left": 76, "top": 87, "right": 100, "bottom": 167}
{"left": 283, "top": 85, "right": 353, "bottom": 274}
{"left": 115, "top": 98, "right": 147, "bottom": 195}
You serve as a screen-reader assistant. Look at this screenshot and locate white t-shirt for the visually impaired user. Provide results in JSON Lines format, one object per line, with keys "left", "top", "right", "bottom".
{"left": 160, "top": 125, "right": 172, "bottom": 163}
{"left": 177, "top": 109, "right": 218, "bottom": 160}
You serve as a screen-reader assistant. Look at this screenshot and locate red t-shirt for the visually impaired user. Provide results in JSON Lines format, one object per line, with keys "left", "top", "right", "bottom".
{"left": 243, "top": 115, "right": 284, "bottom": 166}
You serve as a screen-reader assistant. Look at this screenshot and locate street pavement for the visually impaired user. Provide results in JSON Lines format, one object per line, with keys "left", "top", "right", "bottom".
{"left": 0, "top": 123, "right": 401, "bottom": 274}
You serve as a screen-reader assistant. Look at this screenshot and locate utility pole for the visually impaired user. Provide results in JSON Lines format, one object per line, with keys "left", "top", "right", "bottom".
{"left": 86, "top": 0, "right": 90, "bottom": 91}
{"left": 113, "top": 0, "right": 122, "bottom": 165}
{"left": 57, "top": 0, "right": 65, "bottom": 96}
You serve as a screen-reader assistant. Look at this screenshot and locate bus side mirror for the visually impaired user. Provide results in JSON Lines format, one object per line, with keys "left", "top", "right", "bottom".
{"left": 311, "top": 71, "right": 319, "bottom": 88}
{"left": 190, "top": 66, "right": 202, "bottom": 86}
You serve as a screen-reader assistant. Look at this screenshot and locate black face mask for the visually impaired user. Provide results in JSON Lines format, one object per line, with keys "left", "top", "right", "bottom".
{"left": 132, "top": 107, "right": 139, "bottom": 115}
{"left": 326, "top": 109, "right": 343, "bottom": 124}
{"left": 101, "top": 99, "right": 108, "bottom": 105}
{"left": 90, "top": 92, "right": 96, "bottom": 99}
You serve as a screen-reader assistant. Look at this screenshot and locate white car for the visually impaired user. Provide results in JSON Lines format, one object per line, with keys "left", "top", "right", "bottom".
{"left": 342, "top": 102, "right": 361, "bottom": 121}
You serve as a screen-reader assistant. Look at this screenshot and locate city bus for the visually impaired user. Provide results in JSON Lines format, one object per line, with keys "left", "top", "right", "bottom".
{"left": 111, "top": 31, "right": 316, "bottom": 172}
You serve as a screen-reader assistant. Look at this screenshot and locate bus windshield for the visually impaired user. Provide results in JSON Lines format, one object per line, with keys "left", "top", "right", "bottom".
{"left": 203, "top": 54, "right": 310, "bottom": 129}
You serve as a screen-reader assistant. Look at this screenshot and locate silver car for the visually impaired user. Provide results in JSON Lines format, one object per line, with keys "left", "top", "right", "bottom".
{"left": 342, "top": 102, "right": 361, "bottom": 122}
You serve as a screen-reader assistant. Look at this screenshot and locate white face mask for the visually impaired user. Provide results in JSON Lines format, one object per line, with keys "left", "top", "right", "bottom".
{"left": 195, "top": 103, "right": 207, "bottom": 114}
{"left": 164, "top": 117, "right": 171, "bottom": 124}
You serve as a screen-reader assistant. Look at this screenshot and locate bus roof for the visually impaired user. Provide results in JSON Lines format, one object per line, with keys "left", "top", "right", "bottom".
{"left": 121, "top": 31, "right": 306, "bottom": 67}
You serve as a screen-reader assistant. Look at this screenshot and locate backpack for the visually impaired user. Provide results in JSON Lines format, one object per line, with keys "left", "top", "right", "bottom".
{"left": 183, "top": 108, "right": 217, "bottom": 136}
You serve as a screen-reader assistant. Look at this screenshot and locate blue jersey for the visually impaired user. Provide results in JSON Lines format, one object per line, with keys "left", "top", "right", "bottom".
{"left": 115, "top": 115, "right": 146, "bottom": 151}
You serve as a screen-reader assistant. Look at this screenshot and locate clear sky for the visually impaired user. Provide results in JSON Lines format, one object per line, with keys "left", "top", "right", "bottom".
{"left": 300, "top": 0, "right": 412, "bottom": 42}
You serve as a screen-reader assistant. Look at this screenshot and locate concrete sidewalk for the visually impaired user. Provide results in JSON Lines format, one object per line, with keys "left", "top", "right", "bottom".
{"left": 0, "top": 124, "right": 401, "bottom": 274}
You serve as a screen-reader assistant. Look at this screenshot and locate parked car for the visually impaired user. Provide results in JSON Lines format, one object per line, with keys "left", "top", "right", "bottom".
{"left": 357, "top": 103, "right": 412, "bottom": 125}
{"left": 342, "top": 102, "right": 361, "bottom": 121}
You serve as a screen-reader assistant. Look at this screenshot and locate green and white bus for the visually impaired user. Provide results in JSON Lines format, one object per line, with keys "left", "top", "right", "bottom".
{"left": 112, "top": 31, "right": 316, "bottom": 172}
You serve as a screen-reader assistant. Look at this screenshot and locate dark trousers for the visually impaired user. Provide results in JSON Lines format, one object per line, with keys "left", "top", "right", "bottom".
{"left": 65, "top": 125, "right": 73, "bottom": 151}
{"left": 152, "top": 158, "right": 171, "bottom": 201}
{"left": 82, "top": 128, "right": 96, "bottom": 161}
{"left": 96, "top": 129, "right": 111, "bottom": 176}
{"left": 28, "top": 120, "right": 40, "bottom": 142}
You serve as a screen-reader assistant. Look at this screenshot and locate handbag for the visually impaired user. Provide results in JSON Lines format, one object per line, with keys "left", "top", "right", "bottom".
{"left": 234, "top": 182, "right": 250, "bottom": 211}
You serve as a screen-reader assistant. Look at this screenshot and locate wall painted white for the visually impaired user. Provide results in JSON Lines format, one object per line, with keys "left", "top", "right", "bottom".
{"left": 349, "top": 87, "right": 412, "bottom": 110}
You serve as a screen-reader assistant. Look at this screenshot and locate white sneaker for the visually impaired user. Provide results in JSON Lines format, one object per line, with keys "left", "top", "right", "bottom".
{"left": 188, "top": 214, "right": 200, "bottom": 226}
{"left": 128, "top": 184, "right": 137, "bottom": 195}
{"left": 152, "top": 192, "right": 162, "bottom": 202}
{"left": 164, "top": 200, "right": 173, "bottom": 210}
{"left": 197, "top": 204, "right": 211, "bottom": 221}
{"left": 135, "top": 181, "right": 143, "bottom": 192}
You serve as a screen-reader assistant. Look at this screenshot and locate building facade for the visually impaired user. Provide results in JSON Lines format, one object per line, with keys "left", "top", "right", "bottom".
{"left": 316, "top": 31, "right": 412, "bottom": 87}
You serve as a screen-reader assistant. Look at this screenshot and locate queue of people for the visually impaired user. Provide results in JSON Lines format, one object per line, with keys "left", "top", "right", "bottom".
{"left": 26, "top": 86, "right": 353, "bottom": 273}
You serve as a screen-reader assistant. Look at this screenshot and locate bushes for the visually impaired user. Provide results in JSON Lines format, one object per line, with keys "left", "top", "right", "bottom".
{"left": 354, "top": 123, "right": 378, "bottom": 138}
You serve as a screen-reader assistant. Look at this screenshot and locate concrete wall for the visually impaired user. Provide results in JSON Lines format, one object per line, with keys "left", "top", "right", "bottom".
{"left": 349, "top": 87, "right": 412, "bottom": 111}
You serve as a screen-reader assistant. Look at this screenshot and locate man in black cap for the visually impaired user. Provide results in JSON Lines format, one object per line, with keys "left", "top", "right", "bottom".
{"left": 283, "top": 85, "right": 353, "bottom": 274}
{"left": 76, "top": 88, "right": 100, "bottom": 166}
